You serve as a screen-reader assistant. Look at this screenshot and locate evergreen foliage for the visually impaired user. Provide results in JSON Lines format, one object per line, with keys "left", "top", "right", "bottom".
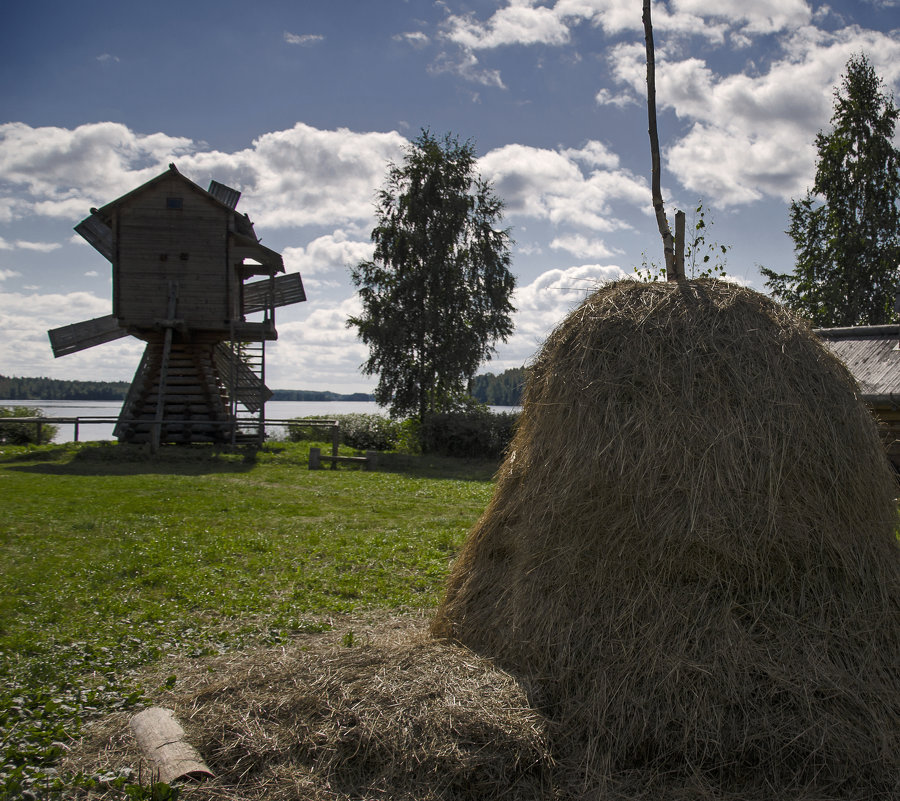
{"left": 471, "top": 367, "right": 528, "bottom": 406}
{"left": 762, "top": 54, "right": 900, "bottom": 326}
{"left": 0, "top": 374, "right": 130, "bottom": 401}
{"left": 349, "top": 130, "right": 516, "bottom": 421}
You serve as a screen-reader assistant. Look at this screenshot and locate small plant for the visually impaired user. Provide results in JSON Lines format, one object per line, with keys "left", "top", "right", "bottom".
{"left": 686, "top": 202, "right": 729, "bottom": 279}
{"left": 635, "top": 201, "right": 729, "bottom": 282}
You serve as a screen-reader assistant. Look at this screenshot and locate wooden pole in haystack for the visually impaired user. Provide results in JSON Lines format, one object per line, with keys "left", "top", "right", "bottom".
{"left": 643, "top": 0, "right": 684, "bottom": 281}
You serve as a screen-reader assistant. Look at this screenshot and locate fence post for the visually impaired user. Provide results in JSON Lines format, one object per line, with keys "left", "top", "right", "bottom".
{"left": 74, "top": 420, "right": 80, "bottom": 442}
{"left": 331, "top": 423, "right": 340, "bottom": 471}
{"left": 309, "top": 446, "right": 321, "bottom": 470}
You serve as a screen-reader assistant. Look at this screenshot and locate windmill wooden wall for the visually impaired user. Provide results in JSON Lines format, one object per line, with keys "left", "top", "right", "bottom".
{"left": 50, "top": 164, "right": 305, "bottom": 448}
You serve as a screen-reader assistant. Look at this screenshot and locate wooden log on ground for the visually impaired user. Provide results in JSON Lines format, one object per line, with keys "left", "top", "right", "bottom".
{"left": 130, "top": 707, "right": 213, "bottom": 784}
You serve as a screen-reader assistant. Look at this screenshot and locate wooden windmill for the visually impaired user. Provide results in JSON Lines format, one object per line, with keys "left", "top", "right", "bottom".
{"left": 48, "top": 164, "right": 306, "bottom": 448}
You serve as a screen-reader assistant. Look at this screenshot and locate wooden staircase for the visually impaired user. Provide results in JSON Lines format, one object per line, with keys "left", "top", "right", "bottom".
{"left": 114, "top": 338, "right": 232, "bottom": 444}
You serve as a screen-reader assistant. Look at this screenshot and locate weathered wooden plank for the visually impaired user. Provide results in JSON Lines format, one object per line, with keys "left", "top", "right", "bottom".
{"left": 48, "top": 315, "right": 128, "bottom": 357}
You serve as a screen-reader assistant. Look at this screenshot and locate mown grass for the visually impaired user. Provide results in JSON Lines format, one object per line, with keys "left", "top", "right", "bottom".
{"left": 0, "top": 440, "right": 497, "bottom": 798}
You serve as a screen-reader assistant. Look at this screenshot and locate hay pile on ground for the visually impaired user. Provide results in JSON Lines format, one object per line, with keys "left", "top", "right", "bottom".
{"left": 65, "top": 617, "right": 554, "bottom": 800}
{"left": 432, "top": 279, "right": 900, "bottom": 799}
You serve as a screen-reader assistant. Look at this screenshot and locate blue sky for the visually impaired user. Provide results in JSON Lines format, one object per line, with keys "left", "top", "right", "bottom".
{"left": 1, "top": 0, "right": 898, "bottom": 392}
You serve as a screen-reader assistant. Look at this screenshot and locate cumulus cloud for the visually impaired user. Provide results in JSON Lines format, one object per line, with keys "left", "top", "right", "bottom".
{"left": 284, "top": 32, "right": 324, "bottom": 46}
{"left": 0, "top": 121, "right": 407, "bottom": 229}
{"left": 0, "top": 122, "right": 194, "bottom": 217}
{"left": 282, "top": 231, "right": 374, "bottom": 278}
{"left": 479, "top": 142, "right": 646, "bottom": 231}
{"left": 0, "top": 287, "right": 141, "bottom": 381}
{"left": 14, "top": 240, "right": 62, "bottom": 252}
{"left": 269, "top": 295, "right": 372, "bottom": 391}
{"left": 444, "top": 2, "right": 571, "bottom": 49}
{"left": 440, "top": 0, "right": 813, "bottom": 55}
{"left": 492, "top": 263, "right": 628, "bottom": 368}
{"left": 606, "top": 26, "right": 900, "bottom": 205}
{"left": 394, "top": 31, "right": 430, "bottom": 47}
{"left": 428, "top": 49, "right": 506, "bottom": 88}
{"left": 0, "top": 269, "right": 21, "bottom": 280}
{"left": 550, "top": 233, "right": 620, "bottom": 259}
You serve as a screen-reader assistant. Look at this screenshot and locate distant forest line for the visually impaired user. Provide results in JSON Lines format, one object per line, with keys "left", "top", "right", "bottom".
{"left": 0, "top": 370, "right": 526, "bottom": 406}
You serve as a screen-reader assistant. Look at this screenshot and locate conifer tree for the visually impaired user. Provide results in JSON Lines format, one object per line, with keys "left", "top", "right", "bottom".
{"left": 763, "top": 54, "right": 900, "bottom": 326}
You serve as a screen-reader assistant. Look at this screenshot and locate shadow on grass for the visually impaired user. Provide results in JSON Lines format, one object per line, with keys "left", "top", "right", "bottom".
{"left": 0, "top": 441, "right": 260, "bottom": 476}
{"left": 0, "top": 441, "right": 501, "bottom": 481}
{"left": 373, "top": 452, "right": 500, "bottom": 482}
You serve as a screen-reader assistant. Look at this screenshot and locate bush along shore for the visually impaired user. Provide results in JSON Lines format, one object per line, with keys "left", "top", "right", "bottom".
{"left": 287, "top": 407, "right": 520, "bottom": 461}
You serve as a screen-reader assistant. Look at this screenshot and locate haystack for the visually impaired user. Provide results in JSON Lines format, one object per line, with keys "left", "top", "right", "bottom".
{"left": 432, "top": 279, "right": 900, "bottom": 799}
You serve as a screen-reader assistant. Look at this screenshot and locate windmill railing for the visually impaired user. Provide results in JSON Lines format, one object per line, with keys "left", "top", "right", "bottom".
{"left": 7, "top": 417, "right": 341, "bottom": 454}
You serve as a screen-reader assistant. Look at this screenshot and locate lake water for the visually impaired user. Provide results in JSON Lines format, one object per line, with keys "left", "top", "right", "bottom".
{"left": 0, "top": 399, "right": 384, "bottom": 443}
{"left": 0, "top": 399, "right": 519, "bottom": 443}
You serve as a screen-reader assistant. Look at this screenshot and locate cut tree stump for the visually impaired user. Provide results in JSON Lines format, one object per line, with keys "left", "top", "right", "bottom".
{"left": 130, "top": 707, "right": 214, "bottom": 784}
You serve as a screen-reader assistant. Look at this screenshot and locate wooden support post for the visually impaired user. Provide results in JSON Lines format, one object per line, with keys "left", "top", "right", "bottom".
{"left": 309, "top": 446, "right": 322, "bottom": 470}
{"left": 331, "top": 423, "right": 340, "bottom": 471}
{"left": 152, "top": 283, "right": 179, "bottom": 454}
{"left": 36, "top": 420, "right": 42, "bottom": 445}
{"left": 365, "top": 450, "right": 377, "bottom": 471}
{"left": 130, "top": 707, "right": 213, "bottom": 785}
{"left": 674, "top": 210, "right": 686, "bottom": 281}
{"left": 73, "top": 420, "right": 79, "bottom": 442}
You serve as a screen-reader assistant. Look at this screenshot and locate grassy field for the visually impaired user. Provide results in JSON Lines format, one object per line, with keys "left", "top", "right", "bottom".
{"left": 0, "top": 440, "right": 497, "bottom": 798}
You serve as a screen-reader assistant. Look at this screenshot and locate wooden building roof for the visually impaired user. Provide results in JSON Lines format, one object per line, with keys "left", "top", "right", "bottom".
{"left": 816, "top": 325, "right": 900, "bottom": 406}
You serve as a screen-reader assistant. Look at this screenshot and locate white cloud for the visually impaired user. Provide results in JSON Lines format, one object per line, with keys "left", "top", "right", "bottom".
{"left": 444, "top": 3, "right": 571, "bottom": 49}
{"left": 0, "top": 287, "right": 142, "bottom": 382}
{"left": 394, "top": 31, "right": 430, "bottom": 47}
{"left": 284, "top": 32, "right": 324, "bottom": 46}
{"left": 0, "top": 122, "right": 194, "bottom": 218}
{"left": 14, "top": 240, "right": 62, "bottom": 253}
{"left": 282, "top": 231, "right": 374, "bottom": 277}
{"left": 96, "top": 53, "right": 120, "bottom": 63}
{"left": 268, "top": 295, "right": 372, "bottom": 391}
{"left": 492, "top": 263, "right": 629, "bottom": 368}
{"left": 595, "top": 87, "right": 637, "bottom": 107}
{"left": 428, "top": 49, "right": 506, "bottom": 88}
{"left": 606, "top": 26, "right": 900, "bottom": 206}
{"left": 0, "top": 269, "right": 21, "bottom": 280}
{"left": 479, "top": 142, "right": 646, "bottom": 231}
{"left": 84, "top": 270, "right": 99, "bottom": 277}
{"left": 440, "top": 0, "right": 812, "bottom": 55}
{"left": 550, "top": 233, "right": 620, "bottom": 258}
{"left": 0, "top": 122, "right": 407, "bottom": 229}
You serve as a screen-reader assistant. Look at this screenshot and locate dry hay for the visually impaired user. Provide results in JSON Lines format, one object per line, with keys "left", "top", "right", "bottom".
{"left": 63, "top": 615, "right": 554, "bottom": 801}
{"left": 432, "top": 279, "right": 900, "bottom": 799}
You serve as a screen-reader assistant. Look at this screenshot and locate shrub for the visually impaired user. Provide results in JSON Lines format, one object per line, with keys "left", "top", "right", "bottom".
{"left": 0, "top": 406, "right": 59, "bottom": 445}
{"left": 420, "top": 404, "right": 519, "bottom": 459}
{"left": 287, "top": 414, "right": 399, "bottom": 451}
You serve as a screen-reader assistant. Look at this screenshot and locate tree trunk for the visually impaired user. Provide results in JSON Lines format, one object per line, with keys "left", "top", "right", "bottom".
{"left": 643, "top": 0, "right": 679, "bottom": 280}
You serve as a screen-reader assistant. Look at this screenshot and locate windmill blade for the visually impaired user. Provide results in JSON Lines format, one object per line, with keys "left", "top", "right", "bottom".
{"left": 48, "top": 314, "right": 127, "bottom": 358}
{"left": 207, "top": 180, "right": 241, "bottom": 209}
{"left": 213, "top": 343, "right": 272, "bottom": 413}
{"left": 74, "top": 212, "right": 113, "bottom": 261}
{"left": 242, "top": 273, "right": 307, "bottom": 316}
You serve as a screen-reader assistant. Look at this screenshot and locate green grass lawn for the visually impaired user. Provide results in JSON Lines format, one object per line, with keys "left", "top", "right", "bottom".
{"left": 0, "top": 440, "right": 496, "bottom": 798}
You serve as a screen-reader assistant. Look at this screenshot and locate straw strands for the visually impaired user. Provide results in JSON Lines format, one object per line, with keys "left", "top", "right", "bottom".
{"left": 65, "top": 618, "right": 554, "bottom": 801}
{"left": 432, "top": 279, "right": 900, "bottom": 799}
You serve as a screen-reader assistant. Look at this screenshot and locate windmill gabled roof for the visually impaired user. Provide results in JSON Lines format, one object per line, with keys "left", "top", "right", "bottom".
{"left": 93, "top": 163, "right": 260, "bottom": 241}
{"left": 817, "top": 325, "right": 900, "bottom": 405}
